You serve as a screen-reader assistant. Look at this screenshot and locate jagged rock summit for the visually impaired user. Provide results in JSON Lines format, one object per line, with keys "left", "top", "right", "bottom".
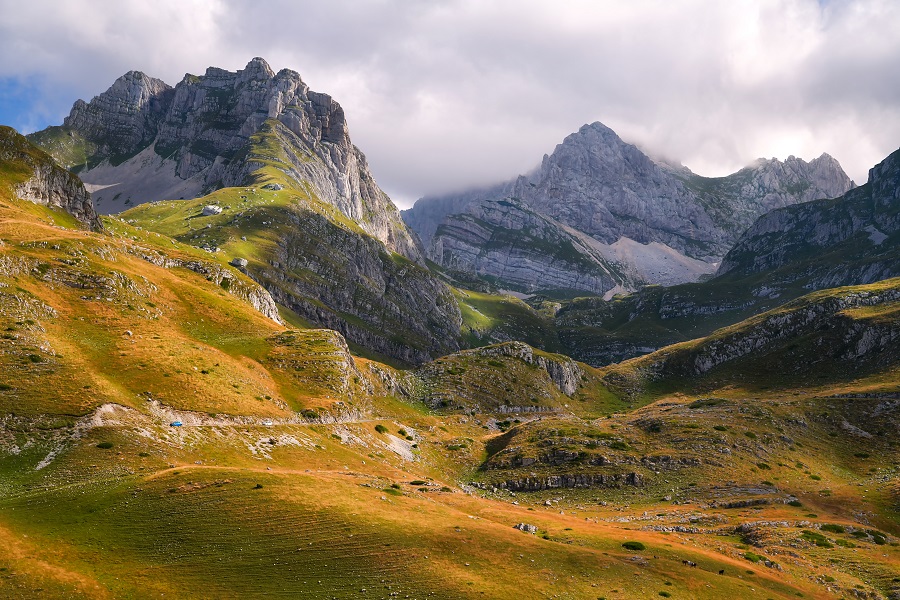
{"left": 403, "top": 121, "right": 854, "bottom": 295}
{"left": 30, "top": 57, "right": 420, "bottom": 261}
{"left": 717, "top": 145, "right": 900, "bottom": 285}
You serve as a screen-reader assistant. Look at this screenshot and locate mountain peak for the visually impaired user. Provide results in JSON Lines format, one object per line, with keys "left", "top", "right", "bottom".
{"left": 242, "top": 56, "right": 275, "bottom": 80}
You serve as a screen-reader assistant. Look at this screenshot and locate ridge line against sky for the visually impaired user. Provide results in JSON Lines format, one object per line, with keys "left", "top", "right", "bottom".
{"left": 1, "top": 0, "right": 899, "bottom": 208}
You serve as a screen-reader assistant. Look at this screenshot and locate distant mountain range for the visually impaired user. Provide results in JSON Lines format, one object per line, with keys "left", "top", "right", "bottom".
{"left": 403, "top": 122, "right": 854, "bottom": 295}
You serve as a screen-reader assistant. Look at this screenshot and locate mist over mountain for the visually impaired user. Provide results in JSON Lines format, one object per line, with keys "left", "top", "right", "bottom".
{"left": 403, "top": 122, "right": 853, "bottom": 295}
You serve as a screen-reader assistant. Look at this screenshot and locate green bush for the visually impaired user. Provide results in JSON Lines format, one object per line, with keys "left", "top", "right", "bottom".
{"left": 713, "top": 425, "right": 728, "bottom": 431}
{"left": 622, "top": 541, "right": 645, "bottom": 551}
{"left": 410, "top": 480, "right": 428, "bottom": 486}
{"left": 821, "top": 524, "right": 845, "bottom": 534}
{"left": 743, "top": 551, "right": 763, "bottom": 563}
{"left": 374, "top": 424, "right": 388, "bottom": 434}
{"left": 787, "top": 500, "right": 803, "bottom": 507}
{"left": 96, "top": 441, "right": 114, "bottom": 449}
{"left": 688, "top": 397, "right": 726, "bottom": 409}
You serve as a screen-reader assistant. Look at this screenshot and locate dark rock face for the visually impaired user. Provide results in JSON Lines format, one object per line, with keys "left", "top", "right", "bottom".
{"left": 404, "top": 122, "right": 854, "bottom": 292}
{"left": 0, "top": 126, "right": 101, "bottom": 230}
{"left": 258, "top": 207, "right": 461, "bottom": 364}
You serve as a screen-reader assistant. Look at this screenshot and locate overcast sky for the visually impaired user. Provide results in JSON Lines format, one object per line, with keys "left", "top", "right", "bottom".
{"left": 1, "top": 0, "right": 899, "bottom": 207}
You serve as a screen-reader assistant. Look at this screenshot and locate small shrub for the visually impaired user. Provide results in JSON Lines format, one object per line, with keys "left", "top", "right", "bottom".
{"left": 801, "top": 530, "right": 833, "bottom": 548}
{"left": 374, "top": 424, "right": 388, "bottom": 434}
{"left": 854, "top": 452, "right": 870, "bottom": 458}
{"left": 756, "top": 462, "right": 771, "bottom": 470}
{"left": 253, "top": 483, "right": 263, "bottom": 489}
{"left": 809, "top": 474, "right": 822, "bottom": 481}
{"left": 410, "top": 480, "right": 428, "bottom": 486}
{"left": 622, "top": 541, "right": 645, "bottom": 551}
{"left": 745, "top": 431, "right": 757, "bottom": 439}
{"left": 27, "top": 354, "right": 43, "bottom": 363}
{"left": 390, "top": 483, "right": 401, "bottom": 489}
{"left": 659, "top": 592, "right": 671, "bottom": 598}
{"left": 96, "top": 441, "right": 114, "bottom": 449}
{"left": 397, "top": 428, "right": 408, "bottom": 436}
{"left": 713, "top": 425, "right": 728, "bottom": 431}
{"left": 787, "top": 500, "right": 803, "bottom": 507}
{"left": 821, "top": 524, "right": 845, "bottom": 534}
{"left": 744, "top": 551, "right": 763, "bottom": 563}
{"left": 440, "top": 486, "right": 452, "bottom": 493}
{"left": 383, "top": 488, "right": 402, "bottom": 496}
{"left": 0, "top": 383, "right": 12, "bottom": 391}
{"left": 300, "top": 409, "right": 319, "bottom": 420}
{"left": 138, "top": 452, "right": 150, "bottom": 457}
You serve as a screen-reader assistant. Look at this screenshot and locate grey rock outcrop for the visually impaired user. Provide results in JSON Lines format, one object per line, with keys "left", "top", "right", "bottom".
{"left": 135, "top": 247, "right": 281, "bottom": 323}
{"left": 0, "top": 126, "right": 101, "bottom": 230}
{"left": 404, "top": 121, "right": 854, "bottom": 293}
{"left": 499, "top": 472, "right": 644, "bottom": 491}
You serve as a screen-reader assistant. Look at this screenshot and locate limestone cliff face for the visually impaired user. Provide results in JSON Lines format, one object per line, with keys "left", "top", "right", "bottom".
{"left": 431, "top": 198, "right": 623, "bottom": 294}
{"left": 404, "top": 122, "right": 854, "bottom": 293}
{"left": 0, "top": 126, "right": 101, "bottom": 230}
{"left": 32, "top": 58, "right": 421, "bottom": 262}
{"left": 718, "top": 146, "right": 900, "bottom": 283}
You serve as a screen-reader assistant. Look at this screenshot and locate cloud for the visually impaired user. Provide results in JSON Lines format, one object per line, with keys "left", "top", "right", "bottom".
{"left": 1, "top": 0, "right": 898, "bottom": 206}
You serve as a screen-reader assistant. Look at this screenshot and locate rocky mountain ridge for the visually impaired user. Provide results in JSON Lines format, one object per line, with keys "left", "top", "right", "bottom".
{"left": 718, "top": 146, "right": 900, "bottom": 281}
{"left": 29, "top": 57, "right": 421, "bottom": 262}
{"left": 404, "top": 122, "right": 854, "bottom": 294}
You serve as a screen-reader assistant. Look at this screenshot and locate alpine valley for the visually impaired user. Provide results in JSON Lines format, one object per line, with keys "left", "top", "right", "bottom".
{"left": 0, "top": 58, "right": 897, "bottom": 600}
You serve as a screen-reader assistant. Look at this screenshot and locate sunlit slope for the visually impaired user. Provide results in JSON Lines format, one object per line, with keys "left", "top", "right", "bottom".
{"left": 124, "top": 121, "right": 462, "bottom": 365}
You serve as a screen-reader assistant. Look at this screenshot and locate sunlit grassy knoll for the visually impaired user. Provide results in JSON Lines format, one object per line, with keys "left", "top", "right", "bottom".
{"left": 455, "top": 288, "right": 560, "bottom": 351}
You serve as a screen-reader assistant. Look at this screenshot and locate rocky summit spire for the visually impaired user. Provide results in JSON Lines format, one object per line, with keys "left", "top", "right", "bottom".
{"left": 62, "top": 70, "right": 173, "bottom": 158}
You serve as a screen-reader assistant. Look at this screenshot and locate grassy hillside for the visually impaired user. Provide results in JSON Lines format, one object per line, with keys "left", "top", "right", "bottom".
{"left": 1, "top": 136, "right": 899, "bottom": 599}
{"left": 123, "top": 123, "right": 462, "bottom": 365}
